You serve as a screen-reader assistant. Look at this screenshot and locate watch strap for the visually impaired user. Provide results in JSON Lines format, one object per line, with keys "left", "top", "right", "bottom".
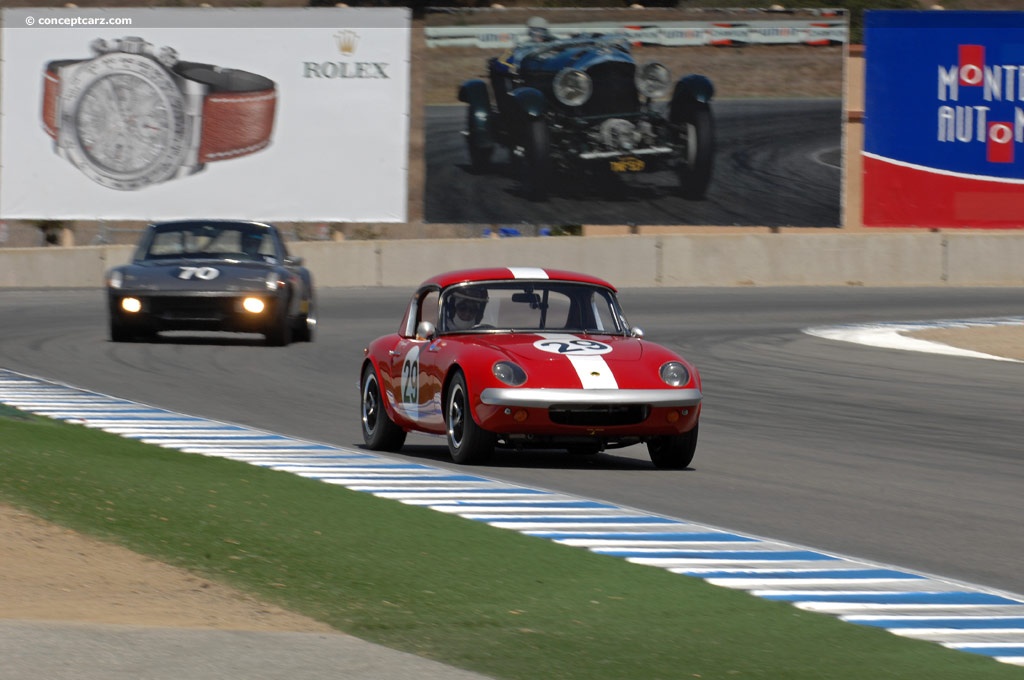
{"left": 41, "top": 60, "right": 81, "bottom": 139}
{"left": 175, "top": 61, "right": 277, "bottom": 163}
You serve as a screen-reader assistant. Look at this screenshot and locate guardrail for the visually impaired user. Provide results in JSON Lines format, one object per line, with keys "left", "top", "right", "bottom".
{"left": 4, "top": 231, "right": 1024, "bottom": 289}
{"left": 425, "top": 19, "right": 847, "bottom": 49}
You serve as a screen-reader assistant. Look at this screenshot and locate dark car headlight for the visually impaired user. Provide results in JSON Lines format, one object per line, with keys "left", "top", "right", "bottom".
{"left": 107, "top": 270, "right": 124, "bottom": 290}
{"left": 493, "top": 361, "right": 527, "bottom": 386}
{"left": 636, "top": 61, "right": 671, "bottom": 99}
{"left": 553, "top": 68, "right": 592, "bottom": 107}
{"left": 659, "top": 361, "right": 690, "bottom": 387}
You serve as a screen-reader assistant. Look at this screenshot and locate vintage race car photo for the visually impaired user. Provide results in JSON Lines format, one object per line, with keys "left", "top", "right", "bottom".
{"left": 360, "top": 268, "right": 702, "bottom": 468}
{"left": 105, "top": 219, "right": 316, "bottom": 346}
{"left": 457, "top": 18, "right": 715, "bottom": 201}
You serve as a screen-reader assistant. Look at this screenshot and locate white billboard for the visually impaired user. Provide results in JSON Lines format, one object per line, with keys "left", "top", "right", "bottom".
{"left": 0, "top": 7, "right": 410, "bottom": 221}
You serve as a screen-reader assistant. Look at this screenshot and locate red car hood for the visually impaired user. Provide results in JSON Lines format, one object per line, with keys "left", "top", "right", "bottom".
{"left": 457, "top": 332, "right": 679, "bottom": 390}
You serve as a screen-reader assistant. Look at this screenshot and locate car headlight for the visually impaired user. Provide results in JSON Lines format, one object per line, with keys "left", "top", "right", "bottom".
{"left": 493, "top": 361, "right": 527, "bottom": 386}
{"left": 120, "top": 297, "right": 142, "bottom": 313}
{"left": 108, "top": 270, "right": 123, "bottom": 290}
{"left": 636, "top": 61, "right": 671, "bottom": 99}
{"left": 553, "top": 68, "right": 592, "bottom": 107}
{"left": 265, "top": 272, "right": 281, "bottom": 291}
{"left": 242, "top": 297, "right": 266, "bottom": 314}
{"left": 659, "top": 361, "right": 690, "bottom": 387}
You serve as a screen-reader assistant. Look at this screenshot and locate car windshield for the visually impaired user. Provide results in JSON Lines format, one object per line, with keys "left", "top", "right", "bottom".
{"left": 139, "top": 223, "right": 279, "bottom": 263}
{"left": 439, "top": 282, "right": 627, "bottom": 335}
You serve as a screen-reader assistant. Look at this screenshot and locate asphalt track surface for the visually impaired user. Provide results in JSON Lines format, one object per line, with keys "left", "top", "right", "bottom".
{"left": 2, "top": 286, "right": 1023, "bottom": 678}
{"left": 424, "top": 99, "right": 842, "bottom": 227}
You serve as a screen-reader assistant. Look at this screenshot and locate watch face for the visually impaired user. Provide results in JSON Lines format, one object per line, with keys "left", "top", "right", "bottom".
{"left": 59, "top": 52, "right": 191, "bottom": 190}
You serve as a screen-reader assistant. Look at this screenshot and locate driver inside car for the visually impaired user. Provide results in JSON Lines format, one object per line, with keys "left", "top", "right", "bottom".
{"left": 446, "top": 287, "right": 488, "bottom": 331}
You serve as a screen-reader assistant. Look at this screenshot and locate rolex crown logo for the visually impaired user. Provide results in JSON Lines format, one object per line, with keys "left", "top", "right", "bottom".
{"left": 335, "top": 30, "right": 359, "bottom": 55}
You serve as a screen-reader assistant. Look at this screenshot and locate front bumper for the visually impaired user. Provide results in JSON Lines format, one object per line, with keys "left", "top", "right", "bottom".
{"left": 480, "top": 387, "right": 702, "bottom": 408}
{"left": 108, "top": 291, "right": 279, "bottom": 333}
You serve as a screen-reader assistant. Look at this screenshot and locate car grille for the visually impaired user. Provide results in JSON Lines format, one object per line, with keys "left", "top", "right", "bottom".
{"left": 147, "top": 296, "right": 234, "bottom": 322}
{"left": 549, "top": 403, "right": 649, "bottom": 427}
{"left": 580, "top": 62, "right": 639, "bottom": 117}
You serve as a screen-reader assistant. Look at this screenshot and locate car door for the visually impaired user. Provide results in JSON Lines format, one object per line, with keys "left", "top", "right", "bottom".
{"left": 387, "top": 289, "right": 445, "bottom": 431}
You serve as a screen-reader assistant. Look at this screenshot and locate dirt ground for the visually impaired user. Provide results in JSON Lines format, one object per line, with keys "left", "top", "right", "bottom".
{"left": 1, "top": 325, "right": 1020, "bottom": 631}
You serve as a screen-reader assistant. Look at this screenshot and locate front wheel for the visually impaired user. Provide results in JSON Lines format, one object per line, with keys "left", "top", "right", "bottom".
{"left": 264, "top": 299, "right": 292, "bottom": 347}
{"left": 293, "top": 293, "right": 317, "bottom": 343}
{"left": 519, "top": 118, "right": 551, "bottom": 201}
{"left": 675, "top": 104, "right": 714, "bottom": 200}
{"left": 446, "top": 371, "right": 494, "bottom": 464}
{"left": 647, "top": 424, "right": 699, "bottom": 470}
{"left": 361, "top": 363, "right": 406, "bottom": 452}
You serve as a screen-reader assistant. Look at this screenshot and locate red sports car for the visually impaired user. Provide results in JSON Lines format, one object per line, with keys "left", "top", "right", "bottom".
{"left": 360, "top": 268, "right": 702, "bottom": 468}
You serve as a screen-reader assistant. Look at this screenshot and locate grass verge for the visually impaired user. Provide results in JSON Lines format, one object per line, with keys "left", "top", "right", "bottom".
{"left": 1, "top": 413, "right": 1020, "bottom": 680}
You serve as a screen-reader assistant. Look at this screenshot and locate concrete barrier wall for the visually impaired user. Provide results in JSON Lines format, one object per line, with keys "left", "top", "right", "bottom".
{"left": 3, "top": 233, "right": 1022, "bottom": 289}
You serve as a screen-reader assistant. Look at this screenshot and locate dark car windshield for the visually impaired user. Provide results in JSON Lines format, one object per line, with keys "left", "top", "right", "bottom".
{"left": 439, "top": 282, "right": 627, "bottom": 335}
{"left": 138, "top": 223, "right": 280, "bottom": 263}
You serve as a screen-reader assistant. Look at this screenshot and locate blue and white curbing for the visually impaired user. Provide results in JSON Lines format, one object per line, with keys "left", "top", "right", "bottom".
{"left": 1, "top": 367, "right": 1023, "bottom": 667}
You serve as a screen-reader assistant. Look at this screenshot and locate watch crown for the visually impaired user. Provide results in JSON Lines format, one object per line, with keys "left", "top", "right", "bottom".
{"left": 89, "top": 38, "right": 109, "bottom": 55}
{"left": 157, "top": 47, "right": 179, "bottom": 69}
{"left": 116, "top": 36, "right": 151, "bottom": 56}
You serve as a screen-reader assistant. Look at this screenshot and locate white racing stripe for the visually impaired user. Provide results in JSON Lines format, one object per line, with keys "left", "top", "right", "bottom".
{"left": 536, "top": 333, "right": 618, "bottom": 389}
{"left": 507, "top": 267, "right": 549, "bottom": 279}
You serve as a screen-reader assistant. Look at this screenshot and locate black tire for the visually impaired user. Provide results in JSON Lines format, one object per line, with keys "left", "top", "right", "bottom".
{"left": 445, "top": 371, "right": 494, "bottom": 464}
{"left": 109, "top": 319, "right": 133, "bottom": 343}
{"left": 360, "top": 363, "right": 406, "bottom": 452}
{"left": 520, "top": 118, "right": 551, "bottom": 201}
{"left": 264, "top": 299, "right": 292, "bottom": 347}
{"left": 676, "top": 104, "right": 714, "bottom": 200}
{"left": 466, "top": 110, "right": 494, "bottom": 172}
{"left": 293, "top": 293, "right": 316, "bottom": 343}
{"left": 647, "top": 424, "right": 699, "bottom": 470}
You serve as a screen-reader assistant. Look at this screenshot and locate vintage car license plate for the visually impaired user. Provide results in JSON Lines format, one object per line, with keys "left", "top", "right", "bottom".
{"left": 609, "top": 156, "right": 645, "bottom": 173}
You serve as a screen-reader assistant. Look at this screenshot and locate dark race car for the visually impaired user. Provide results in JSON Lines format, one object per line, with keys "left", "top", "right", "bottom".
{"left": 360, "top": 267, "right": 702, "bottom": 469}
{"left": 105, "top": 219, "right": 316, "bottom": 346}
{"left": 457, "top": 26, "right": 715, "bottom": 201}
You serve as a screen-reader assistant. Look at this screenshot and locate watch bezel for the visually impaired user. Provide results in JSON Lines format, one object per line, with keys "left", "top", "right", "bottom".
{"left": 57, "top": 52, "right": 192, "bottom": 191}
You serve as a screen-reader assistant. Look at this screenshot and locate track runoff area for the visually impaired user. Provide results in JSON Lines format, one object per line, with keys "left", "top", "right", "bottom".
{"left": 1, "top": 364, "right": 1023, "bottom": 668}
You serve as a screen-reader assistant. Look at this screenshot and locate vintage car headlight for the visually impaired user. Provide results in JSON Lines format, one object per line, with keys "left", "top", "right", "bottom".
{"left": 636, "top": 61, "right": 671, "bottom": 99}
{"left": 659, "top": 361, "right": 690, "bottom": 387}
{"left": 120, "top": 297, "right": 142, "bottom": 314}
{"left": 265, "top": 272, "right": 281, "bottom": 291}
{"left": 553, "top": 68, "right": 592, "bottom": 107}
{"left": 493, "top": 361, "right": 527, "bottom": 386}
{"left": 242, "top": 297, "right": 266, "bottom": 314}
{"left": 108, "top": 270, "right": 124, "bottom": 290}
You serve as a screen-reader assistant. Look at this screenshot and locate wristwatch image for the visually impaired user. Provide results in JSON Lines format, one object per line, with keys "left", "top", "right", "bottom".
{"left": 41, "top": 36, "right": 277, "bottom": 191}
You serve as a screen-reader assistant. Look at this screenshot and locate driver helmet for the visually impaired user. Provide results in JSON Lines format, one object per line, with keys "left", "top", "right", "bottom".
{"left": 240, "top": 231, "right": 264, "bottom": 259}
{"left": 526, "top": 16, "right": 552, "bottom": 43}
{"left": 446, "top": 286, "right": 488, "bottom": 331}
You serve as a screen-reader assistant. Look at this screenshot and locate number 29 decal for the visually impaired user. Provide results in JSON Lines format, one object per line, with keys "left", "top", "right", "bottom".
{"left": 533, "top": 338, "right": 612, "bottom": 355}
{"left": 401, "top": 346, "right": 420, "bottom": 405}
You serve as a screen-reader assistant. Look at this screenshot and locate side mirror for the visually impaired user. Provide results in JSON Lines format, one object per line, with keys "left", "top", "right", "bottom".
{"left": 630, "top": 326, "right": 644, "bottom": 339}
{"left": 416, "top": 321, "right": 437, "bottom": 340}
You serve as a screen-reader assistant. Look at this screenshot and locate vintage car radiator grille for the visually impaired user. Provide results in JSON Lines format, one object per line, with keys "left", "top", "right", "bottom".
{"left": 581, "top": 62, "right": 639, "bottom": 117}
{"left": 549, "top": 403, "right": 649, "bottom": 427}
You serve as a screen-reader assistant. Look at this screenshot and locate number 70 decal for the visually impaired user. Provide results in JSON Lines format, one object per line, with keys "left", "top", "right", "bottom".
{"left": 178, "top": 266, "right": 220, "bottom": 280}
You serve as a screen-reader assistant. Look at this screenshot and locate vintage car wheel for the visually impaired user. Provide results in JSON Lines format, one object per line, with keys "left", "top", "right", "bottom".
{"left": 293, "top": 293, "right": 317, "bottom": 343}
{"left": 466, "top": 118, "right": 494, "bottom": 172}
{"left": 519, "top": 118, "right": 551, "bottom": 201}
{"left": 361, "top": 363, "right": 407, "bottom": 452}
{"left": 264, "top": 299, "right": 293, "bottom": 347}
{"left": 676, "top": 104, "right": 714, "bottom": 200}
{"left": 647, "top": 424, "right": 699, "bottom": 470}
{"left": 446, "top": 371, "right": 495, "bottom": 464}
{"left": 109, "top": 319, "right": 136, "bottom": 343}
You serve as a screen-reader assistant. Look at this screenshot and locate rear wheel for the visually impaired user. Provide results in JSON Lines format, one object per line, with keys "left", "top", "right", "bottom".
{"left": 519, "top": 118, "right": 551, "bottom": 201}
{"left": 647, "top": 424, "right": 699, "bottom": 470}
{"left": 676, "top": 104, "right": 714, "bottom": 200}
{"left": 446, "top": 371, "right": 494, "bottom": 464}
{"left": 361, "top": 363, "right": 406, "bottom": 452}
